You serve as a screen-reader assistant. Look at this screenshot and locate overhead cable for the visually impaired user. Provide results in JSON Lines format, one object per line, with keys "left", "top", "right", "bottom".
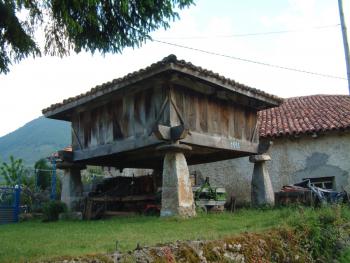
{"left": 152, "top": 39, "right": 348, "bottom": 81}
{"left": 158, "top": 24, "right": 340, "bottom": 40}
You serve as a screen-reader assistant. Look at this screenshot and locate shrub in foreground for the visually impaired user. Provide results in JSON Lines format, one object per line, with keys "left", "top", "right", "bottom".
{"left": 42, "top": 201, "right": 67, "bottom": 222}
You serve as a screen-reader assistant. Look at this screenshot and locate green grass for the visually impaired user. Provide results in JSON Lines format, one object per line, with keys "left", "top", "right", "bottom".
{"left": 339, "top": 247, "right": 350, "bottom": 263}
{"left": 0, "top": 207, "right": 349, "bottom": 262}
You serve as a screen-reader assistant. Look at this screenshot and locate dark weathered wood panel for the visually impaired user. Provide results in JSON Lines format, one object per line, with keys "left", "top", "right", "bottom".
{"left": 133, "top": 89, "right": 146, "bottom": 136}
{"left": 228, "top": 106, "right": 235, "bottom": 139}
{"left": 245, "top": 109, "right": 257, "bottom": 141}
{"left": 71, "top": 79, "right": 259, "bottom": 156}
{"left": 234, "top": 106, "right": 245, "bottom": 140}
{"left": 71, "top": 85, "right": 167, "bottom": 151}
{"left": 198, "top": 93, "right": 208, "bottom": 133}
{"left": 183, "top": 89, "right": 197, "bottom": 131}
{"left": 220, "top": 100, "right": 229, "bottom": 138}
{"left": 112, "top": 98, "right": 123, "bottom": 140}
{"left": 172, "top": 84, "right": 257, "bottom": 142}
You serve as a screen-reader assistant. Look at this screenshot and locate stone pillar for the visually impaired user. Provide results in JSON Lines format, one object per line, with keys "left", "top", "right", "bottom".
{"left": 57, "top": 162, "right": 85, "bottom": 211}
{"left": 249, "top": 154, "right": 275, "bottom": 206}
{"left": 158, "top": 144, "right": 196, "bottom": 217}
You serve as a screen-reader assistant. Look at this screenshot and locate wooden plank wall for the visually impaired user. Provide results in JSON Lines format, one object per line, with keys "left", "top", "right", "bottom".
{"left": 70, "top": 82, "right": 259, "bottom": 151}
{"left": 172, "top": 85, "right": 257, "bottom": 142}
{"left": 72, "top": 86, "right": 167, "bottom": 150}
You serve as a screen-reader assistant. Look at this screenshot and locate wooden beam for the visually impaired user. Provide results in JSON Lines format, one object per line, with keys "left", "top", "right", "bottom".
{"left": 152, "top": 124, "right": 171, "bottom": 140}
{"left": 73, "top": 135, "right": 162, "bottom": 161}
{"left": 180, "top": 131, "right": 258, "bottom": 154}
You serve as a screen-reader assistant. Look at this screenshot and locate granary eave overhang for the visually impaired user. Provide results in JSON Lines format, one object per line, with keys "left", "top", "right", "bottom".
{"left": 167, "top": 63, "right": 282, "bottom": 109}
{"left": 43, "top": 54, "right": 282, "bottom": 120}
{"left": 43, "top": 63, "right": 173, "bottom": 120}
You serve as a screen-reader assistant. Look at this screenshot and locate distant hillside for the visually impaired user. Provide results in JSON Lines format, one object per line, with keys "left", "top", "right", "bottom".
{"left": 0, "top": 117, "right": 71, "bottom": 165}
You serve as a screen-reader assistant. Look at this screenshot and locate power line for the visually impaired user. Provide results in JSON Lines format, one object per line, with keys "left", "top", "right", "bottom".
{"left": 152, "top": 39, "right": 348, "bottom": 81}
{"left": 158, "top": 24, "right": 340, "bottom": 40}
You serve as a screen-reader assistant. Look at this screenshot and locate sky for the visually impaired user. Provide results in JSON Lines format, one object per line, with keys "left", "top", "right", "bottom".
{"left": 0, "top": 0, "right": 349, "bottom": 137}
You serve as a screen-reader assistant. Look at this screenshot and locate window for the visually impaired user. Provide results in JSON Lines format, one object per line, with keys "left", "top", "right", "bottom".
{"left": 302, "top": 176, "right": 334, "bottom": 190}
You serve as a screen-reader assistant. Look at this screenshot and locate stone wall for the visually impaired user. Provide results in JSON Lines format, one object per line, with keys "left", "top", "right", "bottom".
{"left": 189, "top": 131, "right": 350, "bottom": 204}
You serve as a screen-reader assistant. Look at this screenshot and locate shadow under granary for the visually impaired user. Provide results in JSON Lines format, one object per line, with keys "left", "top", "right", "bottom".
{"left": 42, "top": 55, "right": 282, "bottom": 217}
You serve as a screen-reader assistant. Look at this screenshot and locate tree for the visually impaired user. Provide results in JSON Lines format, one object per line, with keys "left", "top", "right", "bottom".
{"left": 0, "top": 155, "right": 25, "bottom": 186}
{"left": 34, "top": 158, "right": 52, "bottom": 190}
{"left": 0, "top": 0, "right": 194, "bottom": 74}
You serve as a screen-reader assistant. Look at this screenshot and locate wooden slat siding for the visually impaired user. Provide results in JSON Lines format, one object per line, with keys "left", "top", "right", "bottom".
{"left": 184, "top": 88, "right": 197, "bottom": 130}
{"left": 121, "top": 93, "right": 131, "bottom": 138}
{"left": 98, "top": 106, "right": 106, "bottom": 145}
{"left": 105, "top": 103, "right": 114, "bottom": 144}
{"left": 198, "top": 92, "right": 208, "bottom": 133}
{"left": 153, "top": 86, "right": 166, "bottom": 126}
{"left": 194, "top": 94, "right": 201, "bottom": 132}
{"left": 168, "top": 86, "right": 176, "bottom": 127}
{"left": 71, "top": 114, "right": 79, "bottom": 149}
{"left": 113, "top": 98, "right": 124, "bottom": 140}
{"left": 207, "top": 96, "right": 221, "bottom": 136}
{"left": 144, "top": 87, "right": 155, "bottom": 134}
{"left": 220, "top": 100, "right": 230, "bottom": 137}
{"left": 234, "top": 106, "right": 245, "bottom": 139}
{"left": 245, "top": 110, "right": 256, "bottom": 142}
{"left": 228, "top": 103, "right": 235, "bottom": 139}
{"left": 133, "top": 89, "right": 145, "bottom": 137}
{"left": 90, "top": 108, "right": 99, "bottom": 147}
{"left": 82, "top": 111, "right": 90, "bottom": 148}
{"left": 78, "top": 112, "right": 83, "bottom": 148}
{"left": 171, "top": 86, "right": 184, "bottom": 126}
{"left": 128, "top": 93, "right": 136, "bottom": 138}
{"left": 161, "top": 86, "right": 170, "bottom": 125}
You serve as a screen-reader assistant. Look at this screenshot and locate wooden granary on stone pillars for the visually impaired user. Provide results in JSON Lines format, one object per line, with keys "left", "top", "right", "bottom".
{"left": 42, "top": 55, "right": 282, "bottom": 217}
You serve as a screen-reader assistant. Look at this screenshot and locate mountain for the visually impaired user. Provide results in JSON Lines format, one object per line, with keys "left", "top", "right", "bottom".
{"left": 0, "top": 117, "right": 71, "bottom": 166}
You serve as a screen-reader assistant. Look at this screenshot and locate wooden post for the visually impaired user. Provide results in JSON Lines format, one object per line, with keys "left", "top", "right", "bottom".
{"left": 338, "top": 0, "right": 350, "bottom": 93}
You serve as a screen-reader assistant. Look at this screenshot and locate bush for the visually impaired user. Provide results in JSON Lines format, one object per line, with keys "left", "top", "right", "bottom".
{"left": 42, "top": 200, "right": 67, "bottom": 222}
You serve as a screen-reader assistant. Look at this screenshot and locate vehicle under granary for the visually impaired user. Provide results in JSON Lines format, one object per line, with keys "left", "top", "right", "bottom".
{"left": 42, "top": 55, "right": 282, "bottom": 217}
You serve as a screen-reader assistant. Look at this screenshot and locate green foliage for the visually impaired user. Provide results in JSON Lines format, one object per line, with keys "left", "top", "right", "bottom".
{"left": 42, "top": 200, "right": 67, "bottom": 222}
{"left": 82, "top": 165, "right": 105, "bottom": 185}
{"left": 34, "top": 158, "right": 52, "bottom": 190}
{"left": 0, "top": 0, "right": 41, "bottom": 74}
{"left": 339, "top": 247, "right": 350, "bottom": 263}
{"left": 288, "top": 205, "right": 345, "bottom": 261}
{"left": 0, "top": 155, "right": 25, "bottom": 186}
{"left": 0, "top": 0, "right": 194, "bottom": 74}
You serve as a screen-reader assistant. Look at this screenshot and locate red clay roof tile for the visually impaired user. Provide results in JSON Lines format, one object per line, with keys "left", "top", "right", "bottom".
{"left": 258, "top": 95, "right": 350, "bottom": 138}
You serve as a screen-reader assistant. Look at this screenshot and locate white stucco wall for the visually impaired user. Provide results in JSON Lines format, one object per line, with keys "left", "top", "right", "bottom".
{"left": 189, "top": 132, "right": 350, "bottom": 204}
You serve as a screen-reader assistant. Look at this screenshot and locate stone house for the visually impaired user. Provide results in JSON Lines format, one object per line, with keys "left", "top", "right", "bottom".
{"left": 190, "top": 95, "right": 350, "bottom": 204}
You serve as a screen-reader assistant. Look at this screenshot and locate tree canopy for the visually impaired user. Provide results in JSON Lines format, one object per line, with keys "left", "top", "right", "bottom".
{"left": 0, "top": 0, "right": 194, "bottom": 74}
{"left": 34, "top": 158, "right": 51, "bottom": 190}
{"left": 0, "top": 155, "right": 25, "bottom": 186}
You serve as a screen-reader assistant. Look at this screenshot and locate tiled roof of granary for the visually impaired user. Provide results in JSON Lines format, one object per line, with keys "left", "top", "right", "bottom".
{"left": 42, "top": 54, "right": 282, "bottom": 114}
{"left": 259, "top": 95, "right": 350, "bottom": 138}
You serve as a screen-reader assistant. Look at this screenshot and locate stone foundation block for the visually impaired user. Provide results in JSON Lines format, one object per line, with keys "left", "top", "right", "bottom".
{"left": 61, "top": 168, "right": 83, "bottom": 211}
{"left": 161, "top": 152, "right": 196, "bottom": 217}
{"left": 250, "top": 154, "right": 275, "bottom": 206}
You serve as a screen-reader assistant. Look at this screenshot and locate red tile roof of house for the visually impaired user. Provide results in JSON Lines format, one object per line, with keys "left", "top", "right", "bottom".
{"left": 259, "top": 95, "right": 350, "bottom": 138}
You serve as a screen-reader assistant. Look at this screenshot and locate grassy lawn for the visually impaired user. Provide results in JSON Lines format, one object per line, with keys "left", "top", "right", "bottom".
{"left": 0, "top": 207, "right": 349, "bottom": 262}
